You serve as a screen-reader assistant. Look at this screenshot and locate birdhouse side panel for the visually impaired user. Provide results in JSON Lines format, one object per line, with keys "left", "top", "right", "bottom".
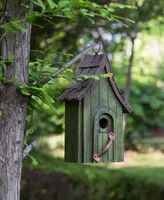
{"left": 65, "top": 101, "right": 83, "bottom": 162}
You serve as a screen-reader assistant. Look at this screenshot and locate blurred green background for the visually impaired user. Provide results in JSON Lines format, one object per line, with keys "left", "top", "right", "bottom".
{"left": 5, "top": 0, "right": 163, "bottom": 199}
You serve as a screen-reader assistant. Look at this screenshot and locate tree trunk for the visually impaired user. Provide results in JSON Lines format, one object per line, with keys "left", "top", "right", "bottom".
{"left": 0, "top": 1, "right": 32, "bottom": 200}
{"left": 123, "top": 37, "right": 136, "bottom": 132}
{"left": 124, "top": 37, "right": 135, "bottom": 101}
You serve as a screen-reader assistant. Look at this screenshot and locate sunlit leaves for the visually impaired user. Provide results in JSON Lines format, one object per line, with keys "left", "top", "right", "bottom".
{"left": 0, "top": 68, "right": 3, "bottom": 81}
{"left": 24, "top": 126, "right": 35, "bottom": 144}
{"left": 33, "top": 0, "right": 46, "bottom": 10}
{"left": 1, "top": 21, "right": 26, "bottom": 33}
{"left": 0, "top": 0, "right": 135, "bottom": 35}
{"left": 27, "top": 154, "right": 38, "bottom": 165}
{"left": 1, "top": 24, "right": 17, "bottom": 33}
{"left": 110, "top": 3, "right": 136, "bottom": 10}
{"left": 58, "top": 0, "right": 69, "bottom": 8}
{"left": 12, "top": 21, "right": 26, "bottom": 32}
{"left": 47, "top": 0, "right": 57, "bottom": 9}
{"left": 76, "top": 73, "right": 113, "bottom": 81}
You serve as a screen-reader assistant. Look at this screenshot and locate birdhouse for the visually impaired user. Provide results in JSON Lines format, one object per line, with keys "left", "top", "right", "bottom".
{"left": 58, "top": 54, "right": 133, "bottom": 163}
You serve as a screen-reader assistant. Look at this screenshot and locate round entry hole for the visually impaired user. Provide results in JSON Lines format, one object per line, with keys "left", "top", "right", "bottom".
{"left": 99, "top": 118, "right": 108, "bottom": 129}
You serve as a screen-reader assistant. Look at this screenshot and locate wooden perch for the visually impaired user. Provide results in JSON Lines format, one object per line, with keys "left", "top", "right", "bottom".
{"left": 22, "top": 141, "right": 36, "bottom": 159}
{"left": 39, "top": 43, "right": 100, "bottom": 85}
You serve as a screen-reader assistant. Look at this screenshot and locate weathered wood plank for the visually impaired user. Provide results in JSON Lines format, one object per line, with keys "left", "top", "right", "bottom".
{"left": 98, "top": 134, "right": 103, "bottom": 162}
{"left": 91, "top": 80, "right": 100, "bottom": 162}
{"left": 102, "top": 133, "right": 108, "bottom": 162}
{"left": 99, "top": 70, "right": 111, "bottom": 162}
{"left": 78, "top": 101, "right": 83, "bottom": 162}
{"left": 65, "top": 102, "right": 79, "bottom": 162}
{"left": 83, "top": 93, "right": 91, "bottom": 162}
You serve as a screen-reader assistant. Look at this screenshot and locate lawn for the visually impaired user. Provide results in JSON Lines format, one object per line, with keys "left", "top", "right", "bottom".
{"left": 22, "top": 134, "right": 164, "bottom": 200}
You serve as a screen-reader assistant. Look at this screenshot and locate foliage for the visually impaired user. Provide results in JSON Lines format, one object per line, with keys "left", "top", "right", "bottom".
{"left": 1, "top": 0, "right": 163, "bottom": 143}
{"left": 19, "top": 0, "right": 163, "bottom": 139}
{"left": 0, "top": 0, "right": 136, "bottom": 140}
{"left": 22, "top": 150, "right": 164, "bottom": 200}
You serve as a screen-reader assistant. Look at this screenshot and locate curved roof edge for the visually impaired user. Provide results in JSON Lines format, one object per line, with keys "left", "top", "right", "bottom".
{"left": 102, "top": 55, "right": 133, "bottom": 113}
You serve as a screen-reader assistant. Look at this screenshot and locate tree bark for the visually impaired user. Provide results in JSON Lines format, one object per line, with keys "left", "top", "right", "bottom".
{"left": 124, "top": 37, "right": 135, "bottom": 101}
{"left": 123, "top": 37, "right": 136, "bottom": 132}
{"left": 0, "top": 1, "right": 32, "bottom": 200}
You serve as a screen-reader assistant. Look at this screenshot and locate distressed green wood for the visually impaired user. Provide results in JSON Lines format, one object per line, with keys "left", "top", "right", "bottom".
{"left": 106, "top": 80, "right": 117, "bottom": 162}
{"left": 78, "top": 101, "right": 83, "bottom": 162}
{"left": 83, "top": 93, "right": 91, "bottom": 162}
{"left": 65, "top": 101, "right": 81, "bottom": 162}
{"left": 100, "top": 75, "right": 114, "bottom": 162}
{"left": 102, "top": 133, "right": 108, "bottom": 162}
{"left": 90, "top": 80, "right": 100, "bottom": 162}
{"left": 65, "top": 68, "right": 125, "bottom": 163}
{"left": 94, "top": 109, "right": 116, "bottom": 163}
{"left": 98, "top": 134, "right": 103, "bottom": 162}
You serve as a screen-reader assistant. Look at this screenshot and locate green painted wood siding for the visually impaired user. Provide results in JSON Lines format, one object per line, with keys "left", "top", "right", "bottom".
{"left": 83, "top": 69, "right": 123, "bottom": 163}
{"left": 65, "top": 69, "right": 124, "bottom": 163}
{"left": 65, "top": 101, "right": 82, "bottom": 162}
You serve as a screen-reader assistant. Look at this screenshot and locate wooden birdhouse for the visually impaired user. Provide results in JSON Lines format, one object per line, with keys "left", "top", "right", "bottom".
{"left": 58, "top": 54, "right": 133, "bottom": 163}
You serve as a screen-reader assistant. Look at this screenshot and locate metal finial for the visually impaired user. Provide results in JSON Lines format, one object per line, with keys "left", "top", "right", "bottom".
{"left": 92, "top": 42, "right": 101, "bottom": 54}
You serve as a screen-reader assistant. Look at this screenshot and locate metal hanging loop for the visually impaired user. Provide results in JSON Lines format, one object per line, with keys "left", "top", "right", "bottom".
{"left": 92, "top": 42, "right": 101, "bottom": 54}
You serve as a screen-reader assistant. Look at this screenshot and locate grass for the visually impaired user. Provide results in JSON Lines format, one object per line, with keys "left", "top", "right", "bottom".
{"left": 24, "top": 148, "right": 164, "bottom": 187}
{"left": 23, "top": 148, "right": 164, "bottom": 200}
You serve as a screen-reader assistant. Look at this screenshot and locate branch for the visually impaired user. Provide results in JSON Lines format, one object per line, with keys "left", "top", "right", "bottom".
{"left": 22, "top": 141, "right": 36, "bottom": 159}
{"left": 39, "top": 43, "right": 100, "bottom": 85}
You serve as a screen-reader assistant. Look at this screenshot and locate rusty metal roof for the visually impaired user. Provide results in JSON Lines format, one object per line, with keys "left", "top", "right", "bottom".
{"left": 58, "top": 54, "right": 133, "bottom": 113}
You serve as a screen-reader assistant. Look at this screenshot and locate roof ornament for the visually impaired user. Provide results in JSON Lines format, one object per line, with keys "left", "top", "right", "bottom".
{"left": 92, "top": 42, "right": 101, "bottom": 54}
{"left": 91, "top": 42, "right": 101, "bottom": 63}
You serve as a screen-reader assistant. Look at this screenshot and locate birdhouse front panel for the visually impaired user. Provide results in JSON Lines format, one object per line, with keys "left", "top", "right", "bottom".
{"left": 58, "top": 54, "right": 133, "bottom": 163}
{"left": 82, "top": 69, "right": 124, "bottom": 163}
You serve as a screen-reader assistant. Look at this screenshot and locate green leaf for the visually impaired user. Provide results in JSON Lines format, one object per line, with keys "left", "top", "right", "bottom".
{"left": 28, "top": 97, "right": 44, "bottom": 111}
{"left": 24, "top": 126, "right": 35, "bottom": 144}
{"left": 110, "top": 3, "right": 136, "bottom": 10}
{"left": 100, "top": 73, "right": 113, "bottom": 78}
{"left": 111, "top": 16, "right": 129, "bottom": 28}
{"left": 0, "top": 111, "right": 2, "bottom": 117}
{"left": 63, "top": 8, "right": 75, "bottom": 19}
{"left": 19, "top": 85, "right": 31, "bottom": 96}
{"left": 27, "top": 154, "right": 38, "bottom": 165}
{"left": 6, "top": 56, "right": 14, "bottom": 63}
{"left": 47, "top": 0, "right": 57, "bottom": 9}
{"left": 21, "top": 88, "right": 31, "bottom": 96}
{"left": 12, "top": 21, "right": 26, "bottom": 32}
{"left": 26, "top": 115, "right": 32, "bottom": 122}
{"left": 87, "top": 17, "right": 95, "bottom": 24}
{"left": 0, "top": 68, "right": 4, "bottom": 80}
{"left": 112, "top": 14, "right": 135, "bottom": 24}
{"left": 58, "top": 0, "right": 69, "bottom": 8}
{"left": 1, "top": 24, "right": 16, "bottom": 33}
{"left": 26, "top": 126, "right": 35, "bottom": 135}
{"left": 33, "top": 0, "right": 46, "bottom": 10}
{"left": 30, "top": 50, "right": 44, "bottom": 54}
